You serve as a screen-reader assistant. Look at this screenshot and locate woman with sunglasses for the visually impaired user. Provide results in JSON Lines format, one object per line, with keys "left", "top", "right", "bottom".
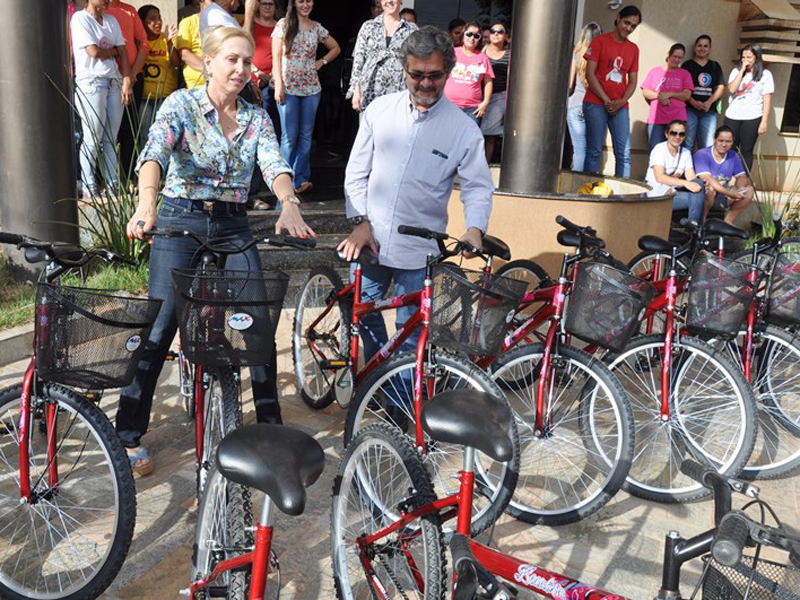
{"left": 641, "top": 43, "right": 694, "bottom": 152}
{"left": 481, "top": 21, "right": 509, "bottom": 162}
{"left": 645, "top": 119, "right": 707, "bottom": 224}
{"left": 444, "top": 21, "right": 494, "bottom": 125}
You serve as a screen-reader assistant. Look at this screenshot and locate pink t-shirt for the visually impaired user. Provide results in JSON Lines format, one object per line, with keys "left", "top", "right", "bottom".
{"left": 105, "top": 2, "right": 147, "bottom": 70}
{"left": 444, "top": 48, "right": 495, "bottom": 109}
{"left": 641, "top": 66, "right": 694, "bottom": 124}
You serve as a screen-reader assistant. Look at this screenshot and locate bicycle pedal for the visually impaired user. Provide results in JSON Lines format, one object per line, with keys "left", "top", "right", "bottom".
{"left": 321, "top": 359, "right": 348, "bottom": 369}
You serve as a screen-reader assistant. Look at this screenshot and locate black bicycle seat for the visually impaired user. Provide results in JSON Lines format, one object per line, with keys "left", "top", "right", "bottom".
{"left": 421, "top": 389, "right": 514, "bottom": 462}
{"left": 216, "top": 424, "right": 325, "bottom": 516}
{"left": 481, "top": 235, "right": 511, "bottom": 260}
{"left": 705, "top": 218, "right": 748, "bottom": 240}
{"left": 638, "top": 235, "right": 680, "bottom": 254}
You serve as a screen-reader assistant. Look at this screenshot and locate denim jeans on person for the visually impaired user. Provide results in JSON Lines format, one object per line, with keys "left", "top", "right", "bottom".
{"left": 354, "top": 263, "right": 426, "bottom": 409}
{"left": 647, "top": 123, "right": 667, "bottom": 153}
{"left": 116, "top": 199, "right": 281, "bottom": 448}
{"left": 566, "top": 105, "right": 586, "bottom": 171}
{"left": 277, "top": 92, "right": 321, "bottom": 187}
{"left": 684, "top": 107, "right": 717, "bottom": 151}
{"left": 671, "top": 177, "right": 706, "bottom": 224}
{"left": 75, "top": 76, "right": 124, "bottom": 195}
{"left": 583, "top": 102, "right": 631, "bottom": 178}
{"left": 137, "top": 97, "right": 164, "bottom": 149}
{"left": 460, "top": 106, "right": 482, "bottom": 126}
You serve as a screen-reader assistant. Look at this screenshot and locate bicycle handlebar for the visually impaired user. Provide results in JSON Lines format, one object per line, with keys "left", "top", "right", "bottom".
{"left": 397, "top": 225, "right": 449, "bottom": 241}
{"left": 396, "top": 225, "right": 485, "bottom": 262}
{"left": 0, "top": 231, "right": 138, "bottom": 271}
{"left": 712, "top": 512, "right": 751, "bottom": 566}
{"left": 145, "top": 227, "right": 316, "bottom": 252}
{"left": 0, "top": 232, "right": 25, "bottom": 245}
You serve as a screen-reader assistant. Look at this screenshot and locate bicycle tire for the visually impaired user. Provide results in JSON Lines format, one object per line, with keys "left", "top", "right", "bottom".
{"left": 197, "top": 367, "right": 243, "bottom": 501}
{"left": 495, "top": 259, "right": 551, "bottom": 343}
{"left": 627, "top": 250, "right": 690, "bottom": 336}
{"left": 0, "top": 383, "right": 135, "bottom": 600}
{"left": 607, "top": 334, "right": 758, "bottom": 502}
{"left": 192, "top": 462, "right": 250, "bottom": 600}
{"left": 331, "top": 423, "right": 445, "bottom": 600}
{"left": 343, "top": 352, "right": 519, "bottom": 536}
{"left": 489, "top": 343, "right": 634, "bottom": 525}
{"left": 293, "top": 266, "right": 352, "bottom": 409}
{"left": 717, "top": 326, "right": 800, "bottom": 479}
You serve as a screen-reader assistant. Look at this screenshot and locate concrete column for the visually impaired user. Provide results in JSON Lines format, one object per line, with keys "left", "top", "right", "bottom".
{"left": 500, "top": 0, "right": 578, "bottom": 194}
{"left": 0, "top": 0, "right": 78, "bottom": 277}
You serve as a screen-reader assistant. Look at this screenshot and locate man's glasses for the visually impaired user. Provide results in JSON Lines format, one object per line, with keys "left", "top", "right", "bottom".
{"left": 668, "top": 130, "right": 686, "bottom": 138}
{"left": 406, "top": 70, "right": 447, "bottom": 82}
{"left": 490, "top": 29, "right": 505, "bottom": 34}
{"left": 464, "top": 31, "right": 481, "bottom": 39}
{"left": 260, "top": 2, "right": 275, "bottom": 6}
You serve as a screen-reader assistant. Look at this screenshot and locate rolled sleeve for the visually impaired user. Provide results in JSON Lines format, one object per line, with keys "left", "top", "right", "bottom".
{"left": 457, "top": 130, "right": 493, "bottom": 233}
{"left": 256, "top": 110, "right": 293, "bottom": 192}
{"left": 343, "top": 109, "right": 374, "bottom": 218}
{"left": 136, "top": 94, "right": 182, "bottom": 175}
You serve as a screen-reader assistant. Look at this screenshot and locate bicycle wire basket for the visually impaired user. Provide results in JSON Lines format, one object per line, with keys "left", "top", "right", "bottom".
{"left": 686, "top": 254, "right": 762, "bottom": 339}
{"left": 701, "top": 554, "right": 800, "bottom": 599}
{"left": 565, "top": 262, "right": 656, "bottom": 353}
{"left": 767, "top": 251, "right": 800, "bottom": 327}
{"left": 172, "top": 268, "right": 289, "bottom": 367}
{"left": 429, "top": 263, "right": 527, "bottom": 356}
{"left": 35, "top": 284, "right": 162, "bottom": 390}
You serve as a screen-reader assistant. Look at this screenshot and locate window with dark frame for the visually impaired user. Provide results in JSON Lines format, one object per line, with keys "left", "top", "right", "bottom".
{"left": 781, "top": 63, "right": 800, "bottom": 134}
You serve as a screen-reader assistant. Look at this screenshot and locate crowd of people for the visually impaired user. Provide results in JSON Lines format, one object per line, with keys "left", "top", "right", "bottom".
{"left": 571, "top": 5, "right": 766, "bottom": 223}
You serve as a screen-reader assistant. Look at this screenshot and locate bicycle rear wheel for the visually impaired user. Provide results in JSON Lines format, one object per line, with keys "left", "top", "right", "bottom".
{"left": 343, "top": 352, "right": 519, "bottom": 536}
{"left": 292, "top": 266, "right": 352, "bottom": 409}
{"left": 495, "top": 259, "right": 550, "bottom": 344}
{"left": 489, "top": 343, "right": 634, "bottom": 525}
{"left": 607, "top": 334, "right": 757, "bottom": 502}
{"left": 331, "top": 424, "right": 444, "bottom": 600}
{"left": 192, "top": 463, "right": 250, "bottom": 600}
{"left": 0, "top": 383, "right": 135, "bottom": 600}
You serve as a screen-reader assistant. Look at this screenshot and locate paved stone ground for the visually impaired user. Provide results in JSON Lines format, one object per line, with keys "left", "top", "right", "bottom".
{"left": 1, "top": 313, "right": 798, "bottom": 599}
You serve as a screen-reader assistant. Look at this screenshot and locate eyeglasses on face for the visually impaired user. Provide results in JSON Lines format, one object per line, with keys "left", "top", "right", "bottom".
{"left": 260, "top": 2, "right": 275, "bottom": 5}
{"left": 406, "top": 70, "right": 447, "bottom": 82}
{"left": 668, "top": 130, "right": 686, "bottom": 138}
{"left": 490, "top": 29, "right": 505, "bottom": 34}
{"left": 464, "top": 31, "right": 481, "bottom": 39}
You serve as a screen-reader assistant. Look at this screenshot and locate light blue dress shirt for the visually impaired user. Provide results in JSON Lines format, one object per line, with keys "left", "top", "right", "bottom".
{"left": 344, "top": 90, "right": 494, "bottom": 270}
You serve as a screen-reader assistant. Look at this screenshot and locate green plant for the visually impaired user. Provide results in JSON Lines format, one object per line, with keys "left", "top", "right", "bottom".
{"left": 748, "top": 139, "right": 800, "bottom": 239}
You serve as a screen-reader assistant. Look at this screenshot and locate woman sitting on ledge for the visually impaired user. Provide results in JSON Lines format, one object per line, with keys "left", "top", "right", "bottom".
{"left": 645, "top": 119, "right": 707, "bottom": 224}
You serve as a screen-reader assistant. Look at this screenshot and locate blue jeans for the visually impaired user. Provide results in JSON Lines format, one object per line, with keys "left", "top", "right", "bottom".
{"left": 583, "top": 102, "right": 631, "bottom": 178}
{"left": 685, "top": 108, "right": 717, "bottom": 151}
{"left": 566, "top": 105, "right": 586, "bottom": 171}
{"left": 116, "top": 200, "right": 281, "bottom": 448}
{"left": 672, "top": 178, "right": 707, "bottom": 224}
{"left": 277, "top": 92, "right": 321, "bottom": 187}
{"left": 75, "top": 76, "right": 124, "bottom": 194}
{"left": 647, "top": 123, "right": 667, "bottom": 153}
{"left": 137, "top": 97, "right": 164, "bottom": 149}
{"left": 460, "top": 106, "right": 482, "bottom": 126}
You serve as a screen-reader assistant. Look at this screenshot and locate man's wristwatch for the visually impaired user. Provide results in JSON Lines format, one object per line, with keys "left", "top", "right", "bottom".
{"left": 349, "top": 215, "right": 368, "bottom": 226}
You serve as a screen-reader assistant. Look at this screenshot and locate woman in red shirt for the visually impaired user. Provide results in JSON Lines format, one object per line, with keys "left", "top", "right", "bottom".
{"left": 583, "top": 5, "right": 641, "bottom": 179}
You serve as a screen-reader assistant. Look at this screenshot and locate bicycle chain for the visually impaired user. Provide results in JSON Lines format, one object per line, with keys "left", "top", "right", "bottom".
{"left": 377, "top": 552, "right": 411, "bottom": 600}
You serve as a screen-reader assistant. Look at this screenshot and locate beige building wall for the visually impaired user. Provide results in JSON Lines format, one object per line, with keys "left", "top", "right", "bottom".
{"left": 580, "top": 0, "right": 799, "bottom": 193}
{"left": 125, "top": 0, "right": 180, "bottom": 23}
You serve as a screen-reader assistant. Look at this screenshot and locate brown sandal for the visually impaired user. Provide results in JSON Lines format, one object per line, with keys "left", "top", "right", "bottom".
{"left": 127, "top": 445, "right": 154, "bottom": 476}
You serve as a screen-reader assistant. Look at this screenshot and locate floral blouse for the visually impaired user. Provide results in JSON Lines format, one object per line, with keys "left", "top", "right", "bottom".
{"left": 347, "top": 16, "right": 418, "bottom": 109}
{"left": 272, "top": 19, "right": 329, "bottom": 97}
{"left": 137, "top": 86, "right": 293, "bottom": 203}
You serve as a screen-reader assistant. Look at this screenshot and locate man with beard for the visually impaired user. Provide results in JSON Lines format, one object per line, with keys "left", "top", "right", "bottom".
{"left": 338, "top": 26, "right": 493, "bottom": 370}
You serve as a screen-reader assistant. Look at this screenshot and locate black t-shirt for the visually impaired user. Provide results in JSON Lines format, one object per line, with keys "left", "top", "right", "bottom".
{"left": 682, "top": 59, "right": 724, "bottom": 110}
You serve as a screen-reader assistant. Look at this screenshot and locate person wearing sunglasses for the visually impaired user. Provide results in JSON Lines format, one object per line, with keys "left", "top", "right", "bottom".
{"left": 443, "top": 21, "right": 494, "bottom": 125}
{"left": 645, "top": 119, "right": 706, "bottom": 224}
{"left": 641, "top": 43, "right": 694, "bottom": 152}
{"left": 481, "top": 21, "right": 509, "bottom": 162}
{"left": 339, "top": 26, "right": 492, "bottom": 366}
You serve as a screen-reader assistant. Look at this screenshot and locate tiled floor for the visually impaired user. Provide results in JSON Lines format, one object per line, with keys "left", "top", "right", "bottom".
{"left": 1, "top": 313, "right": 798, "bottom": 599}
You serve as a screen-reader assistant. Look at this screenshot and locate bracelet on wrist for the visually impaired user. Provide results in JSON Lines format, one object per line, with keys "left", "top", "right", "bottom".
{"left": 280, "top": 194, "right": 301, "bottom": 206}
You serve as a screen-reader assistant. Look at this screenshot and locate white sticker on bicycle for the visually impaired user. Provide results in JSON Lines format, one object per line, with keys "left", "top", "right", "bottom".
{"left": 228, "top": 313, "right": 254, "bottom": 331}
{"left": 505, "top": 308, "right": 516, "bottom": 323}
{"left": 126, "top": 335, "right": 142, "bottom": 352}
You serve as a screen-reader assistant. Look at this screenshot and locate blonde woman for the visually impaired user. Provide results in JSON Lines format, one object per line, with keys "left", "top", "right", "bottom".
{"left": 123, "top": 26, "right": 313, "bottom": 475}
{"left": 567, "top": 22, "right": 601, "bottom": 171}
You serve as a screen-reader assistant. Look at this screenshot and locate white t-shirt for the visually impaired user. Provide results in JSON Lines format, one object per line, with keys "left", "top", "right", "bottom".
{"left": 70, "top": 11, "right": 124, "bottom": 80}
{"left": 725, "top": 67, "right": 774, "bottom": 121}
{"left": 199, "top": 3, "right": 240, "bottom": 41}
{"left": 645, "top": 141, "right": 694, "bottom": 197}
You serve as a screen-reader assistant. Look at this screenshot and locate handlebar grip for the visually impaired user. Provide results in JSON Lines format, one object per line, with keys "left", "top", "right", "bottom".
{"left": 0, "top": 233, "right": 25, "bottom": 245}
{"left": 712, "top": 512, "right": 750, "bottom": 567}
{"left": 680, "top": 460, "right": 715, "bottom": 486}
{"left": 286, "top": 236, "right": 317, "bottom": 248}
{"left": 397, "top": 225, "right": 449, "bottom": 241}
{"left": 772, "top": 214, "right": 783, "bottom": 243}
{"left": 449, "top": 534, "right": 474, "bottom": 571}
{"left": 555, "top": 215, "right": 580, "bottom": 233}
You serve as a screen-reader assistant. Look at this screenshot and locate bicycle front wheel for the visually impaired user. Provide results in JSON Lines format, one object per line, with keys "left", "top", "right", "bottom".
{"left": 331, "top": 424, "right": 444, "bottom": 600}
{"left": 607, "top": 334, "right": 757, "bottom": 502}
{"left": 292, "top": 266, "right": 352, "bottom": 409}
{"left": 0, "top": 383, "right": 135, "bottom": 600}
{"left": 192, "top": 462, "right": 251, "bottom": 600}
{"left": 489, "top": 343, "right": 634, "bottom": 525}
{"left": 343, "top": 352, "right": 519, "bottom": 536}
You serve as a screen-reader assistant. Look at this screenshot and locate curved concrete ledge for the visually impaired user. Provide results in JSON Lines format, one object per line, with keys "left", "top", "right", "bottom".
{"left": 450, "top": 170, "right": 673, "bottom": 276}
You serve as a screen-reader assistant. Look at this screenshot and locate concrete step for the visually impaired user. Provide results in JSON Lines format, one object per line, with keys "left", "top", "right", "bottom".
{"left": 248, "top": 202, "right": 348, "bottom": 237}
